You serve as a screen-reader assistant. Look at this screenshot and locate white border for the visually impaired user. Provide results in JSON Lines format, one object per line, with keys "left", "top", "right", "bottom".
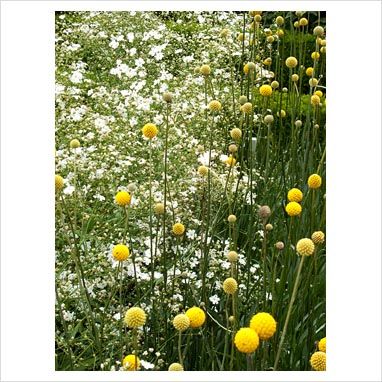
{"left": 1, "top": 1, "right": 381, "bottom": 381}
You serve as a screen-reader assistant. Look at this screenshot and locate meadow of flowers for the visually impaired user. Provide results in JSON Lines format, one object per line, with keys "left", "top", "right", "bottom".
{"left": 55, "top": 10, "right": 326, "bottom": 372}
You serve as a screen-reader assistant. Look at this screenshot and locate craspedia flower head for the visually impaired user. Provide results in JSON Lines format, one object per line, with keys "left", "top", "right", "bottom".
{"left": 254, "top": 14, "right": 262, "bottom": 22}
{"left": 265, "top": 223, "right": 273, "bottom": 231}
{"left": 320, "top": 46, "right": 326, "bottom": 54}
{"left": 314, "top": 90, "right": 323, "bottom": 98}
{"left": 227, "top": 250, "right": 238, "bottom": 262}
{"left": 172, "top": 222, "right": 185, "bottom": 236}
{"left": 228, "top": 144, "right": 238, "bottom": 153}
{"left": 208, "top": 100, "right": 222, "bottom": 112}
{"left": 154, "top": 202, "right": 165, "bottom": 215}
{"left": 295, "top": 120, "right": 303, "bottom": 128}
{"left": 311, "top": 231, "right": 325, "bottom": 244}
{"left": 296, "top": 238, "right": 315, "bottom": 256}
{"left": 250, "top": 312, "right": 277, "bottom": 340}
{"left": 258, "top": 205, "right": 271, "bottom": 220}
{"left": 318, "top": 337, "right": 326, "bottom": 352}
{"left": 266, "top": 36, "right": 274, "bottom": 43}
{"left": 193, "top": 66, "right": 200, "bottom": 74}
{"left": 259, "top": 84, "right": 272, "bottom": 97}
{"left": 264, "top": 114, "right": 274, "bottom": 124}
{"left": 112, "top": 244, "right": 130, "bottom": 262}
{"left": 69, "top": 139, "right": 80, "bottom": 149}
{"left": 185, "top": 306, "right": 206, "bottom": 328}
{"left": 263, "top": 57, "right": 272, "bottom": 66}
{"left": 234, "top": 327, "right": 259, "bottom": 353}
{"left": 123, "top": 354, "right": 140, "bottom": 371}
{"left": 173, "top": 314, "right": 190, "bottom": 332}
{"left": 241, "top": 102, "right": 252, "bottom": 114}
{"left": 310, "top": 351, "right": 326, "bottom": 371}
{"left": 299, "top": 17, "right": 308, "bottom": 26}
{"left": 168, "top": 362, "right": 184, "bottom": 371}
{"left": 127, "top": 183, "right": 137, "bottom": 193}
{"left": 227, "top": 214, "right": 237, "bottom": 223}
{"left": 142, "top": 123, "right": 158, "bottom": 139}
{"left": 285, "top": 201, "right": 302, "bottom": 216}
{"left": 162, "top": 92, "right": 173, "bottom": 103}
{"left": 198, "top": 165, "right": 208, "bottom": 177}
{"left": 311, "top": 51, "right": 320, "bottom": 60}
{"left": 309, "top": 78, "right": 319, "bottom": 87}
{"left": 225, "top": 156, "right": 236, "bottom": 167}
{"left": 223, "top": 277, "right": 238, "bottom": 294}
{"left": 285, "top": 56, "right": 298, "bottom": 68}
{"left": 306, "top": 67, "right": 314, "bottom": 76}
{"left": 308, "top": 174, "right": 322, "bottom": 189}
{"left": 277, "top": 29, "right": 284, "bottom": 37}
{"left": 237, "top": 33, "right": 244, "bottom": 42}
{"left": 238, "top": 95, "right": 247, "bottom": 105}
{"left": 124, "top": 307, "right": 146, "bottom": 328}
{"left": 246, "top": 61, "right": 256, "bottom": 71}
{"left": 200, "top": 64, "right": 211, "bottom": 76}
{"left": 115, "top": 190, "right": 131, "bottom": 206}
{"left": 220, "top": 28, "right": 230, "bottom": 38}
{"left": 230, "top": 128, "right": 242, "bottom": 141}
{"left": 271, "top": 80, "right": 279, "bottom": 89}
{"left": 287, "top": 188, "right": 303, "bottom": 203}
{"left": 55, "top": 174, "right": 64, "bottom": 192}
{"left": 311, "top": 95, "right": 321, "bottom": 106}
{"left": 276, "top": 16, "right": 284, "bottom": 25}
{"left": 277, "top": 109, "right": 286, "bottom": 118}
{"left": 275, "top": 241, "right": 285, "bottom": 250}
{"left": 313, "top": 25, "right": 325, "bottom": 36}
{"left": 291, "top": 74, "right": 299, "bottom": 82}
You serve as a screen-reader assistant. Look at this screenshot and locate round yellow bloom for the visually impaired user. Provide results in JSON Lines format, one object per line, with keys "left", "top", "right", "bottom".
{"left": 306, "top": 67, "right": 314, "bottom": 76}
{"left": 285, "top": 56, "right": 298, "bottom": 68}
{"left": 227, "top": 214, "right": 237, "bottom": 223}
{"left": 318, "top": 337, "right": 326, "bottom": 352}
{"left": 320, "top": 46, "right": 326, "bottom": 54}
{"left": 173, "top": 314, "right": 190, "bottom": 332}
{"left": 254, "top": 14, "right": 262, "bottom": 22}
{"left": 225, "top": 156, "right": 236, "bottom": 167}
{"left": 198, "top": 165, "right": 208, "bottom": 176}
{"left": 310, "top": 351, "right": 326, "bottom": 371}
{"left": 311, "top": 95, "right": 320, "bottom": 106}
{"left": 243, "top": 63, "right": 249, "bottom": 75}
{"left": 276, "top": 16, "right": 284, "bottom": 25}
{"left": 291, "top": 74, "right": 299, "bottom": 82}
{"left": 266, "top": 36, "right": 274, "bottom": 43}
{"left": 112, "top": 244, "right": 130, "bottom": 262}
{"left": 123, "top": 354, "right": 140, "bottom": 371}
{"left": 230, "top": 128, "right": 242, "bottom": 141}
{"left": 227, "top": 251, "right": 238, "bottom": 262}
{"left": 265, "top": 223, "right": 273, "bottom": 231}
{"left": 299, "top": 17, "right": 308, "bottom": 26}
{"left": 296, "top": 238, "right": 315, "bottom": 256}
{"left": 285, "top": 201, "right": 302, "bottom": 216}
{"left": 185, "top": 306, "right": 206, "bottom": 328}
{"left": 277, "top": 109, "right": 286, "bottom": 118}
{"left": 234, "top": 327, "right": 259, "bottom": 353}
{"left": 314, "top": 90, "right": 323, "bottom": 97}
{"left": 55, "top": 174, "right": 64, "bottom": 192}
{"left": 200, "top": 64, "right": 211, "bottom": 76}
{"left": 168, "top": 362, "right": 184, "bottom": 371}
{"left": 220, "top": 28, "right": 230, "bottom": 38}
{"left": 237, "top": 33, "right": 244, "bottom": 42}
{"left": 259, "top": 84, "right": 272, "bottom": 97}
{"left": 311, "top": 51, "right": 320, "bottom": 60}
{"left": 270, "top": 80, "right": 279, "bottom": 89}
{"left": 70, "top": 139, "right": 80, "bottom": 149}
{"left": 229, "top": 144, "right": 238, "bottom": 153}
{"left": 249, "top": 312, "right": 277, "bottom": 340}
{"left": 241, "top": 102, "right": 252, "bottom": 114}
{"left": 238, "top": 95, "right": 247, "bottom": 105}
{"left": 223, "top": 277, "right": 238, "bottom": 295}
{"left": 312, "top": 231, "right": 325, "bottom": 244}
{"left": 142, "top": 123, "right": 158, "bottom": 139}
{"left": 308, "top": 174, "right": 322, "bottom": 189}
{"left": 115, "top": 190, "right": 131, "bottom": 206}
{"left": 314, "top": 26, "right": 325, "bottom": 36}
{"left": 277, "top": 29, "right": 284, "bottom": 37}
{"left": 208, "top": 100, "right": 222, "bottom": 112}
{"left": 287, "top": 188, "right": 303, "bottom": 203}
{"left": 264, "top": 114, "right": 274, "bottom": 124}
{"left": 172, "top": 222, "right": 185, "bottom": 236}
{"left": 124, "top": 307, "right": 146, "bottom": 328}
{"left": 309, "top": 78, "right": 318, "bottom": 87}
{"left": 294, "top": 21, "right": 299, "bottom": 28}
{"left": 154, "top": 202, "right": 165, "bottom": 215}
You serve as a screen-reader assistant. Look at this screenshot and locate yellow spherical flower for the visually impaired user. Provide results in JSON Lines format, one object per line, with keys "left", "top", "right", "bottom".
{"left": 309, "top": 78, "right": 318, "bottom": 87}
{"left": 173, "top": 314, "right": 190, "bottom": 332}
{"left": 123, "top": 354, "right": 140, "bottom": 371}
{"left": 308, "top": 174, "right": 322, "bottom": 189}
{"left": 311, "top": 231, "right": 325, "bottom": 244}
{"left": 112, "top": 244, "right": 130, "bottom": 262}
{"left": 314, "top": 90, "right": 323, "bottom": 97}
{"left": 185, "top": 306, "right": 206, "bottom": 328}
{"left": 296, "top": 238, "right": 315, "bottom": 256}
{"left": 115, "top": 190, "right": 131, "bottom": 206}
{"left": 227, "top": 250, "right": 238, "bottom": 262}
{"left": 277, "top": 29, "right": 284, "bottom": 37}
{"left": 168, "top": 362, "right": 184, "bottom": 371}
{"left": 208, "top": 100, "right": 222, "bottom": 112}
{"left": 198, "top": 165, "right": 208, "bottom": 176}
{"left": 55, "top": 174, "right": 64, "bottom": 192}
{"left": 285, "top": 201, "right": 302, "bottom": 216}
{"left": 299, "top": 17, "right": 308, "bottom": 26}
{"left": 318, "top": 337, "right": 326, "bottom": 352}
{"left": 154, "top": 202, "right": 165, "bottom": 215}
{"left": 249, "top": 312, "right": 277, "bottom": 340}
{"left": 259, "top": 84, "right": 272, "bottom": 97}
{"left": 70, "top": 139, "right": 80, "bottom": 149}
{"left": 310, "top": 351, "right": 326, "bottom": 371}
{"left": 277, "top": 109, "right": 286, "bottom": 118}
{"left": 276, "top": 16, "right": 284, "bottom": 26}
{"left": 311, "top": 95, "right": 321, "bottom": 106}
{"left": 230, "top": 128, "right": 242, "bottom": 141}
{"left": 287, "top": 188, "right": 303, "bottom": 203}
{"left": 285, "top": 56, "right": 298, "bottom": 68}
{"left": 241, "top": 102, "right": 252, "bottom": 114}
{"left": 234, "top": 327, "right": 259, "bottom": 353}
{"left": 227, "top": 214, "right": 237, "bottom": 223}
{"left": 225, "top": 156, "right": 236, "bottom": 167}
{"left": 291, "top": 74, "right": 299, "bottom": 82}
{"left": 124, "top": 307, "right": 146, "bottom": 328}
{"left": 254, "top": 14, "right": 262, "bottom": 22}
{"left": 306, "top": 67, "right": 314, "bottom": 76}
{"left": 172, "top": 222, "right": 185, "bottom": 236}
{"left": 200, "top": 64, "right": 211, "bottom": 76}
{"left": 223, "top": 277, "right": 238, "bottom": 295}
{"left": 311, "top": 51, "right": 320, "bottom": 60}
{"left": 243, "top": 63, "right": 249, "bottom": 75}
{"left": 271, "top": 80, "right": 279, "bottom": 89}
{"left": 142, "top": 123, "right": 158, "bottom": 139}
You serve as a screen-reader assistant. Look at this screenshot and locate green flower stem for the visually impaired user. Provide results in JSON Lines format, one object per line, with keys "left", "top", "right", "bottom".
{"left": 163, "top": 102, "right": 170, "bottom": 293}
{"left": 246, "top": 353, "right": 254, "bottom": 371}
{"left": 273, "top": 254, "right": 306, "bottom": 370}
{"left": 262, "top": 227, "right": 268, "bottom": 310}
{"left": 171, "top": 236, "right": 180, "bottom": 297}
{"left": 178, "top": 331, "right": 183, "bottom": 366}
{"left": 148, "top": 139, "right": 154, "bottom": 294}
{"left": 119, "top": 262, "right": 124, "bottom": 361}
{"left": 133, "top": 328, "right": 138, "bottom": 371}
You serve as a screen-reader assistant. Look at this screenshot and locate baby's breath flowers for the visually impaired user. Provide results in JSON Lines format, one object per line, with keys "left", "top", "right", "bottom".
{"left": 310, "top": 351, "right": 326, "bottom": 371}
{"left": 285, "top": 201, "right": 302, "bottom": 216}
{"left": 318, "top": 337, "right": 326, "bottom": 352}
{"left": 308, "top": 174, "right": 322, "bottom": 189}
{"left": 312, "top": 231, "right": 325, "bottom": 244}
{"left": 55, "top": 174, "right": 64, "bottom": 192}
{"left": 123, "top": 354, "right": 140, "bottom": 371}
{"left": 115, "top": 190, "right": 131, "bottom": 206}
{"left": 287, "top": 188, "right": 303, "bottom": 202}
{"left": 112, "top": 244, "right": 130, "bottom": 262}
{"left": 69, "top": 138, "right": 80, "bottom": 148}
{"left": 285, "top": 56, "right": 298, "bottom": 68}
{"left": 173, "top": 314, "right": 190, "bottom": 332}
{"left": 223, "top": 277, "right": 238, "bottom": 294}
{"left": 142, "top": 123, "right": 158, "bottom": 139}
{"left": 199, "top": 64, "right": 211, "bottom": 76}
{"left": 259, "top": 84, "right": 272, "bottom": 97}
{"left": 230, "top": 128, "right": 242, "bottom": 141}
{"left": 124, "top": 307, "right": 147, "bottom": 328}
{"left": 234, "top": 327, "right": 259, "bottom": 353}
{"left": 154, "top": 202, "right": 165, "bottom": 215}
{"left": 185, "top": 306, "right": 206, "bottom": 328}
{"left": 250, "top": 312, "right": 277, "bottom": 340}
{"left": 172, "top": 222, "right": 185, "bottom": 236}
{"left": 198, "top": 165, "right": 209, "bottom": 176}
{"left": 208, "top": 100, "right": 222, "bottom": 112}
{"left": 168, "top": 362, "right": 184, "bottom": 371}
{"left": 296, "top": 238, "right": 315, "bottom": 256}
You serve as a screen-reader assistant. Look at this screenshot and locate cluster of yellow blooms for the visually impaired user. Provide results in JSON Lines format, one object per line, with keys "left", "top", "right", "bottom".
{"left": 310, "top": 337, "right": 326, "bottom": 371}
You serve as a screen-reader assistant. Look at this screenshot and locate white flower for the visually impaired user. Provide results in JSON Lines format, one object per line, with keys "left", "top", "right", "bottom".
{"left": 140, "top": 360, "right": 154, "bottom": 370}
{"left": 209, "top": 294, "right": 220, "bottom": 305}
{"left": 127, "top": 32, "right": 135, "bottom": 42}
{"left": 63, "top": 185, "right": 75, "bottom": 195}
{"left": 69, "top": 70, "right": 83, "bottom": 84}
